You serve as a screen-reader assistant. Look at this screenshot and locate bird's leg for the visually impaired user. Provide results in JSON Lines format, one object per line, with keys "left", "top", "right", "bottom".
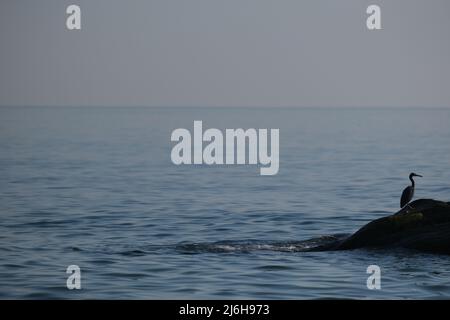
{"left": 406, "top": 204, "right": 414, "bottom": 213}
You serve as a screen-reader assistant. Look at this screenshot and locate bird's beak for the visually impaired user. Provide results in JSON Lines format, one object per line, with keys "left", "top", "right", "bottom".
{"left": 415, "top": 174, "right": 423, "bottom": 177}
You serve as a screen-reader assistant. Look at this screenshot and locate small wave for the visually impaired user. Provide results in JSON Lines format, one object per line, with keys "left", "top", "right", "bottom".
{"left": 98, "top": 234, "right": 349, "bottom": 257}
{"left": 119, "top": 249, "right": 147, "bottom": 257}
{"left": 175, "top": 234, "right": 348, "bottom": 254}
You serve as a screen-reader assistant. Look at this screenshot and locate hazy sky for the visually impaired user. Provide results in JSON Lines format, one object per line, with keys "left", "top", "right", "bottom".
{"left": 1, "top": 0, "right": 449, "bottom": 107}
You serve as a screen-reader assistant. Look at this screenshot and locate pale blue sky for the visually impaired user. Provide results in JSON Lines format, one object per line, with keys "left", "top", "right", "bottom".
{"left": 1, "top": 0, "right": 449, "bottom": 107}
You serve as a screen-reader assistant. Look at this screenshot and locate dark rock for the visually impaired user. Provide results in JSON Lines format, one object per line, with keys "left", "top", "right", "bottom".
{"left": 335, "top": 199, "right": 450, "bottom": 255}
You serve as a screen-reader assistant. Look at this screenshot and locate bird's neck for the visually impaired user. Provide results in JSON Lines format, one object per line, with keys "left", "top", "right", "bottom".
{"left": 409, "top": 176, "right": 415, "bottom": 187}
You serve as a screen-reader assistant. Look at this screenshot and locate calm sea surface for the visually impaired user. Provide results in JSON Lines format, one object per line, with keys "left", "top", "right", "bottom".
{"left": 1, "top": 106, "right": 450, "bottom": 299}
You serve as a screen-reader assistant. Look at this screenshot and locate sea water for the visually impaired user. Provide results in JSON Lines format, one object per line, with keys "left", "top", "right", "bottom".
{"left": 1, "top": 106, "right": 450, "bottom": 299}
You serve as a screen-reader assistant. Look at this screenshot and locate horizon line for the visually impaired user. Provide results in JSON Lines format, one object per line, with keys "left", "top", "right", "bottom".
{"left": 1, "top": 105, "right": 450, "bottom": 109}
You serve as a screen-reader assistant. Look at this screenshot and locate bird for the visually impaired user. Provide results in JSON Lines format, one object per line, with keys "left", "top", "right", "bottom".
{"left": 400, "top": 172, "right": 422, "bottom": 209}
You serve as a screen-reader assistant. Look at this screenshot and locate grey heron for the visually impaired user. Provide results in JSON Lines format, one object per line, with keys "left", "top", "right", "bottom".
{"left": 400, "top": 172, "right": 422, "bottom": 208}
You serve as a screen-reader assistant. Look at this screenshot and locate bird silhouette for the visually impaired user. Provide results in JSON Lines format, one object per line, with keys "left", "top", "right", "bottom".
{"left": 400, "top": 172, "right": 422, "bottom": 209}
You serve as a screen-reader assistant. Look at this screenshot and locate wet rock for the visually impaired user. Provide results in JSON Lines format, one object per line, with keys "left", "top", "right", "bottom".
{"left": 335, "top": 199, "right": 450, "bottom": 255}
